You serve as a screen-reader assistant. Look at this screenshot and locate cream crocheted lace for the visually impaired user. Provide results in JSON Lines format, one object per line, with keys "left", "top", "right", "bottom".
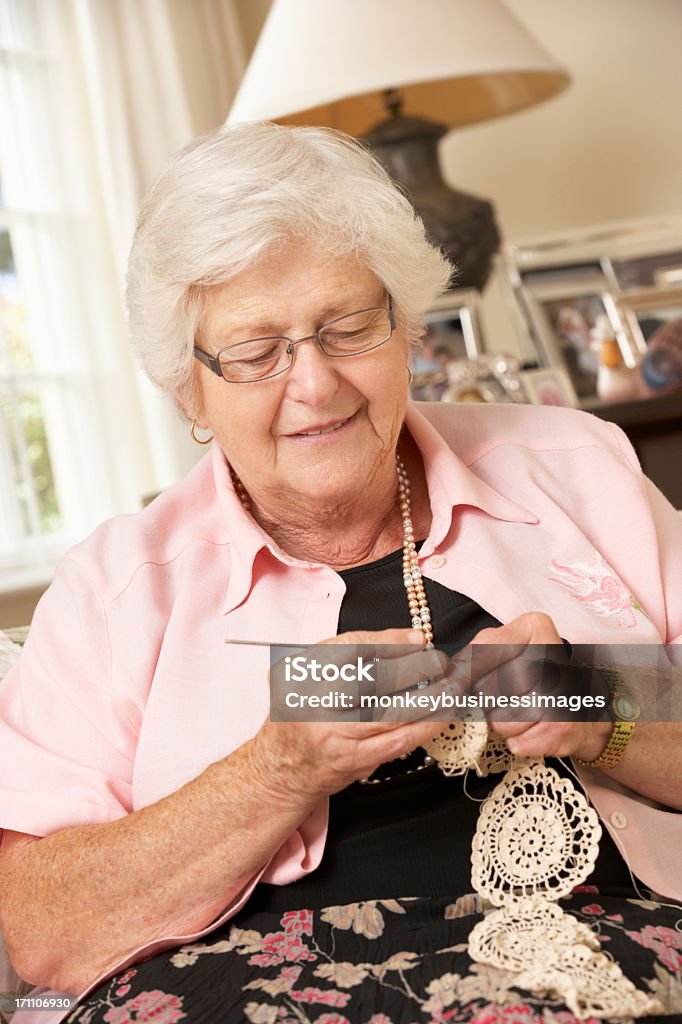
{"left": 472, "top": 761, "right": 601, "bottom": 904}
{"left": 426, "top": 724, "right": 664, "bottom": 1020}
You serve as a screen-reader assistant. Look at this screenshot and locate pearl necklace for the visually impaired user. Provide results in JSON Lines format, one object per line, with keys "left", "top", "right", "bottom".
{"left": 358, "top": 454, "right": 438, "bottom": 784}
{"left": 396, "top": 454, "right": 434, "bottom": 650}
{"left": 231, "top": 471, "right": 251, "bottom": 512}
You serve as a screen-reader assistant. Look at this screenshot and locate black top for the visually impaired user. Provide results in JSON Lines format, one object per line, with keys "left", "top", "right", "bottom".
{"left": 246, "top": 546, "right": 633, "bottom": 913}
{"left": 337, "top": 542, "right": 501, "bottom": 645}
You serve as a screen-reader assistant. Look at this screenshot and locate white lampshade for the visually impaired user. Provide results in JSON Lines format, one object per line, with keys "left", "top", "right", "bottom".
{"left": 228, "top": 0, "right": 570, "bottom": 134}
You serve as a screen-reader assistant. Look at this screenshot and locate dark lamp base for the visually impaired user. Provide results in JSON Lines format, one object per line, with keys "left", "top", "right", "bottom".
{"left": 363, "top": 114, "right": 500, "bottom": 291}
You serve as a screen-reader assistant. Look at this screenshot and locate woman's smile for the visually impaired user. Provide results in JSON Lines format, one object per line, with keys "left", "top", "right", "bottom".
{"left": 280, "top": 410, "right": 358, "bottom": 443}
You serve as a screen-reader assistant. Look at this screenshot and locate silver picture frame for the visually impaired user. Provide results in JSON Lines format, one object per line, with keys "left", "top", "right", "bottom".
{"left": 614, "top": 285, "right": 682, "bottom": 354}
{"left": 517, "top": 274, "right": 635, "bottom": 407}
{"left": 410, "top": 288, "right": 484, "bottom": 402}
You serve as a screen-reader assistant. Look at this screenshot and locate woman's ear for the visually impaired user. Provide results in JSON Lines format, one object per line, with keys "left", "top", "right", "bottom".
{"left": 177, "top": 396, "right": 203, "bottom": 425}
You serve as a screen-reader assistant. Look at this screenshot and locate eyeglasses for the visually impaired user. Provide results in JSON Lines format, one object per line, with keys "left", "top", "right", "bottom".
{"left": 193, "top": 295, "right": 395, "bottom": 383}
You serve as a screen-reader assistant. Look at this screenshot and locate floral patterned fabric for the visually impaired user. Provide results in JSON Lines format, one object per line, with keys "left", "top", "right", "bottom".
{"left": 66, "top": 888, "right": 682, "bottom": 1024}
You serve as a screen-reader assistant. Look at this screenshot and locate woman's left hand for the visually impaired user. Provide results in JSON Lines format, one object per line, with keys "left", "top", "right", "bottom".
{"left": 467, "top": 612, "right": 613, "bottom": 761}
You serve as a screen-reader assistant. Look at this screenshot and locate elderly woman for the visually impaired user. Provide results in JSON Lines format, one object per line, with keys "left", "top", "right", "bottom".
{"left": 0, "top": 123, "right": 681, "bottom": 1024}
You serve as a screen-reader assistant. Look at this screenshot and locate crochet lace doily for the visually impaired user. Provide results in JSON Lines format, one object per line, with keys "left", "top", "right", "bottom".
{"left": 426, "top": 724, "right": 664, "bottom": 1020}
{"left": 426, "top": 722, "right": 517, "bottom": 779}
{"left": 470, "top": 899, "right": 662, "bottom": 1019}
{"left": 472, "top": 760, "right": 602, "bottom": 904}
{"left": 468, "top": 897, "right": 599, "bottom": 970}
{"left": 517, "top": 944, "right": 663, "bottom": 1019}
{"left": 472, "top": 727, "right": 515, "bottom": 778}
{"left": 423, "top": 719, "right": 488, "bottom": 776}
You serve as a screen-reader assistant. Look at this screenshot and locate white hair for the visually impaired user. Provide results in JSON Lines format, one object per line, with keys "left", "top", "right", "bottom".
{"left": 126, "top": 121, "right": 452, "bottom": 415}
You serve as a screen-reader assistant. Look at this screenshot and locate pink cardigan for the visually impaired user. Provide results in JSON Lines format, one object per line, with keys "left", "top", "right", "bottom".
{"left": 2, "top": 402, "right": 681, "bottom": 1015}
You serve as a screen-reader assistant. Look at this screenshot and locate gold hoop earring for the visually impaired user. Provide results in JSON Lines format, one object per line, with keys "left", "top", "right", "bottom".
{"left": 191, "top": 420, "right": 213, "bottom": 445}
{"left": 407, "top": 365, "right": 414, "bottom": 386}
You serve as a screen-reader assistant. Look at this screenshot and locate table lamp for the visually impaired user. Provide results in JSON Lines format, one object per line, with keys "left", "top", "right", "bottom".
{"left": 228, "top": 0, "right": 570, "bottom": 290}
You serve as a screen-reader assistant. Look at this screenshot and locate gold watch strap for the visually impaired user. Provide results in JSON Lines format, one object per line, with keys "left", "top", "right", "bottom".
{"left": 575, "top": 664, "right": 639, "bottom": 769}
{"left": 576, "top": 719, "right": 636, "bottom": 769}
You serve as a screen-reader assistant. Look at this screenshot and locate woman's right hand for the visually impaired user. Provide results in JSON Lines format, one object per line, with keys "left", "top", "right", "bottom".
{"left": 251, "top": 628, "right": 447, "bottom": 802}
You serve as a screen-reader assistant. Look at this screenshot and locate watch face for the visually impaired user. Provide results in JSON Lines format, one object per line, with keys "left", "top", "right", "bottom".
{"left": 614, "top": 693, "right": 640, "bottom": 721}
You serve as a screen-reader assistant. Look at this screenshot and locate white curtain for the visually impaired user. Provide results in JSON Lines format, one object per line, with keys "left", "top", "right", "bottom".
{"left": 69, "top": 0, "right": 246, "bottom": 493}
{"left": 0, "top": 0, "right": 246, "bottom": 581}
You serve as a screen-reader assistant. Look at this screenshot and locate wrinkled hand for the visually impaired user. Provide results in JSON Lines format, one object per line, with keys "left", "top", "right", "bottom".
{"left": 253, "top": 628, "right": 447, "bottom": 803}
{"left": 466, "top": 612, "right": 612, "bottom": 761}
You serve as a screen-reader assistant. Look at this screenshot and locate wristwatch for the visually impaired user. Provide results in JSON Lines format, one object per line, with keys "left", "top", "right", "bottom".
{"left": 576, "top": 665, "right": 639, "bottom": 769}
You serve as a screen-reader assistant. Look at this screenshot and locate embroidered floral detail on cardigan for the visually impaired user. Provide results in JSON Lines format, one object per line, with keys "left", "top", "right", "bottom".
{"left": 549, "top": 555, "right": 644, "bottom": 629}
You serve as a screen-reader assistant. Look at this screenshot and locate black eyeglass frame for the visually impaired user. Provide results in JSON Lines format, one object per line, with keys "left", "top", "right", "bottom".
{"left": 193, "top": 294, "right": 395, "bottom": 383}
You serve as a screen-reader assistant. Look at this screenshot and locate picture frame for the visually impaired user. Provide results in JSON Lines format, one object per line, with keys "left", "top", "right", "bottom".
{"left": 409, "top": 288, "right": 484, "bottom": 402}
{"left": 614, "top": 286, "right": 682, "bottom": 353}
{"left": 502, "top": 217, "right": 682, "bottom": 288}
{"left": 520, "top": 367, "right": 578, "bottom": 408}
{"left": 497, "top": 255, "right": 618, "bottom": 373}
{"left": 605, "top": 250, "right": 682, "bottom": 292}
{"left": 518, "top": 274, "right": 635, "bottom": 406}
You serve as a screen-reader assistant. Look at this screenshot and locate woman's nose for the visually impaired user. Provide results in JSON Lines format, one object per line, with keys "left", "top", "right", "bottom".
{"left": 285, "top": 336, "right": 341, "bottom": 404}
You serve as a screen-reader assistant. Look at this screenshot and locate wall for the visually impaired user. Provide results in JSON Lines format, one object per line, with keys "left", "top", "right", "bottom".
{"left": 440, "top": 0, "right": 682, "bottom": 354}
{"left": 441, "top": 0, "right": 682, "bottom": 238}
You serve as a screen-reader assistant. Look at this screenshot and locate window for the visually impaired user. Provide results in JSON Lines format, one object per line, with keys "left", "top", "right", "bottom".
{"left": 0, "top": 0, "right": 146, "bottom": 584}
{"left": 0, "top": 201, "right": 62, "bottom": 549}
{"left": 0, "top": 0, "right": 245, "bottom": 589}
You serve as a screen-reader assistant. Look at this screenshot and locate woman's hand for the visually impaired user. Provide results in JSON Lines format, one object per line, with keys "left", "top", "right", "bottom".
{"left": 463, "top": 612, "right": 682, "bottom": 809}
{"left": 252, "top": 628, "right": 447, "bottom": 802}
{"left": 468, "top": 612, "right": 612, "bottom": 761}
